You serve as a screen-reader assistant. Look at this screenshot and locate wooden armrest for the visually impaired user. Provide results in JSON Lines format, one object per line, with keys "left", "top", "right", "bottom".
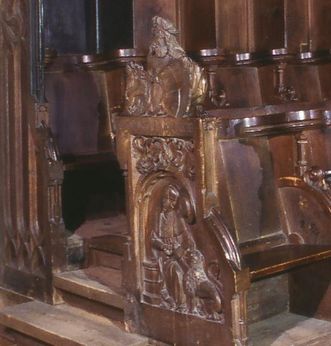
{"left": 243, "top": 244, "right": 331, "bottom": 281}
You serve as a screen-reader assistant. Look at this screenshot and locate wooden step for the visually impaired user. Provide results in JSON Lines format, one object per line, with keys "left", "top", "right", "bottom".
{"left": 75, "top": 215, "right": 129, "bottom": 268}
{"left": 54, "top": 267, "right": 124, "bottom": 310}
{"left": 87, "top": 233, "right": 128, "bottom": 269}
{"left": 75, "top": 215, "right": 129, "bottom": 243}
{"left": 88, "top": 233, "right": 128, "bottom": 256}
{"left": 0, "top": 301, "right": 149, "bottom": 346}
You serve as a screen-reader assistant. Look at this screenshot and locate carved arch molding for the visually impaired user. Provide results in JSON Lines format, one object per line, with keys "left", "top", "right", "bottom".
{"left": 134, "top": 136, "right": 224, "bottom": 322}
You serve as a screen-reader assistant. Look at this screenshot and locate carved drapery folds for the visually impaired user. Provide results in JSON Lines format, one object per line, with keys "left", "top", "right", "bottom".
{"left": 125, "top": 16, "right": 207, "bottom": 117}
{"left": 133, "top": 136, "right": 195, "bottom": 178}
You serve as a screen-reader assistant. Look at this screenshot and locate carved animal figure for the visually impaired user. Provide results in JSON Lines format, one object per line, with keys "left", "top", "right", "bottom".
{"left": 125, "top": 61, "right": 150, "bottom": 116}
{"left": 183, "top": 249, "right": 222, "bottom": 320}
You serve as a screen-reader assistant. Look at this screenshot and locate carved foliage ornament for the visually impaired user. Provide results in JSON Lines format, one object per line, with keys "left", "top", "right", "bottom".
{"left": 125, "top": 16, "right": 208, "bottom": 117}
{"left": 133, "top": 136, "right": 195, "bottom": 178}
{"left": 144, "top": 183, "right": 224, "bottom": 322}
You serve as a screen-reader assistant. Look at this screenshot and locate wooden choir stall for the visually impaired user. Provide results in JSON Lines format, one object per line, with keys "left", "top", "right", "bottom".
{"left": 1, "top": 0, "right": 331, "bottom": 345}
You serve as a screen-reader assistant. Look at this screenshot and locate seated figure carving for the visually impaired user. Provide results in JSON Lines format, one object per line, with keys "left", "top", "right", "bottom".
{"left": 152, "top": 185, "right": 194, "bottom": 311}
{"left": 151, "top": 185, "right": 223, "bottom": 321}
{"left": 125, "top": 16, "right": 207, "bottom": 117}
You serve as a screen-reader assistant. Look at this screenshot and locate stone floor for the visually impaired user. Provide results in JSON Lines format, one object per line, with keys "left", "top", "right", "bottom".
{"left": 250, "top": 312, "right": 331, "bottom": 345}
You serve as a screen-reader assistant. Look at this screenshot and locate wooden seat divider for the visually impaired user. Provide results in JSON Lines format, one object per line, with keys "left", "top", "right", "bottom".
{"left": 116, "top": 100, "right": 331, "bottom": 345}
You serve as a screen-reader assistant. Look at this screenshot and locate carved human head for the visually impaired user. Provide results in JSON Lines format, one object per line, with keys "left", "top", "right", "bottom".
{"left": 152, "top": 16, "right": 179, "bottom": 36}
{"left": 162, "top": 185, "right": 179, "bottom": 211}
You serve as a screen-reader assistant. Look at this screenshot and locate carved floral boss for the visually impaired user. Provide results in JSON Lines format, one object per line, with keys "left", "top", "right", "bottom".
{"left": 133, "top": 136, "right": 195, "bottom": 179}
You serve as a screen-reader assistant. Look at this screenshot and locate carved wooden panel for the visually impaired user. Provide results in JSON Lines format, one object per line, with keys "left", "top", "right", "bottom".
{"left": 132, "top": 136, "right": 224, "bottom": 323}
{"left": 0, "top": 0, "right": 65, "bottom": 301}
{"left": 182, "top": 0, "right": 216, "bottom": 52}
{"left": 133, "top": 137, "right": 195, "bottom": 178}
{"left": 286, "top": 0, "right": 331, "bottom": 52}
{"left": 0, "top": 0, "right": 32, "bottom": 272}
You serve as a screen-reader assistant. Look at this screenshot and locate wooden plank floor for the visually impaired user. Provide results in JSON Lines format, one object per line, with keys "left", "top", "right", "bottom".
{"left": 250, "top": 312, "right": 331, "bottom": 345}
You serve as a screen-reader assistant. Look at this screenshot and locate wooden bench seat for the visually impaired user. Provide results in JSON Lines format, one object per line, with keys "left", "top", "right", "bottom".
{"left": 243, "top": 244, "right": 331, "bottom": 281}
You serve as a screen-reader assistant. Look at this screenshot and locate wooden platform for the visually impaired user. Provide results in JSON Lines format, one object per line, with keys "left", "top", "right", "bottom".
{"left": 75, "top": 215, "right": 128, "bottom": 240}
{"left": 250, "top": 312, "right": 331, "bottom": 345}
{"left": 0, "top": 301, "right": 149, "bottom": 346}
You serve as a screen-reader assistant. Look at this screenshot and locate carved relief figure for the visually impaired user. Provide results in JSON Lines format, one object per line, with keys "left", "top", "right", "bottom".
{"left": 149, "top": 184, "right": 223, "bottom": 321}
{"left": 152, "top": 185, "right": 194, "bottom": 310}
{"left": 184, "top": 249, "right": 223, "bottom": 320}
{"left": 124, "top": 17, "right": 207, "bottom": 117}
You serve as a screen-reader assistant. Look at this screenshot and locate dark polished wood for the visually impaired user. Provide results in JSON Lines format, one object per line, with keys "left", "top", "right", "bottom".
{"left": 244, "top": 244, "right": 331, "bottom": 280}
{"left": 0, "top": 0, "right": 66, "bottom": 303}
{"left": 3, "top": 1, "right": 331, "bottom": 345}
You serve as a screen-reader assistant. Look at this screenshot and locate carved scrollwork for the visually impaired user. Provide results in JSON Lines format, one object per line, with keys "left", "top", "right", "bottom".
{"left": 142, "top": 182, "right": 224, "bottom": 322}
{"left": 125, "top": 16, "right": 208, "bottom": 117}
{"left": 133, "top": 136, "right": 195, "bottom": 178}
{"left": 303, "top": 166, "right": 331, "bottom": 193}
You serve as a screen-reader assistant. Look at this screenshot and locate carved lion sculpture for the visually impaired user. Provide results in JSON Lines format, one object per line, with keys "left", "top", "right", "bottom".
{"left": 183, "top": 248, "right": 223, "bottom": 320}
